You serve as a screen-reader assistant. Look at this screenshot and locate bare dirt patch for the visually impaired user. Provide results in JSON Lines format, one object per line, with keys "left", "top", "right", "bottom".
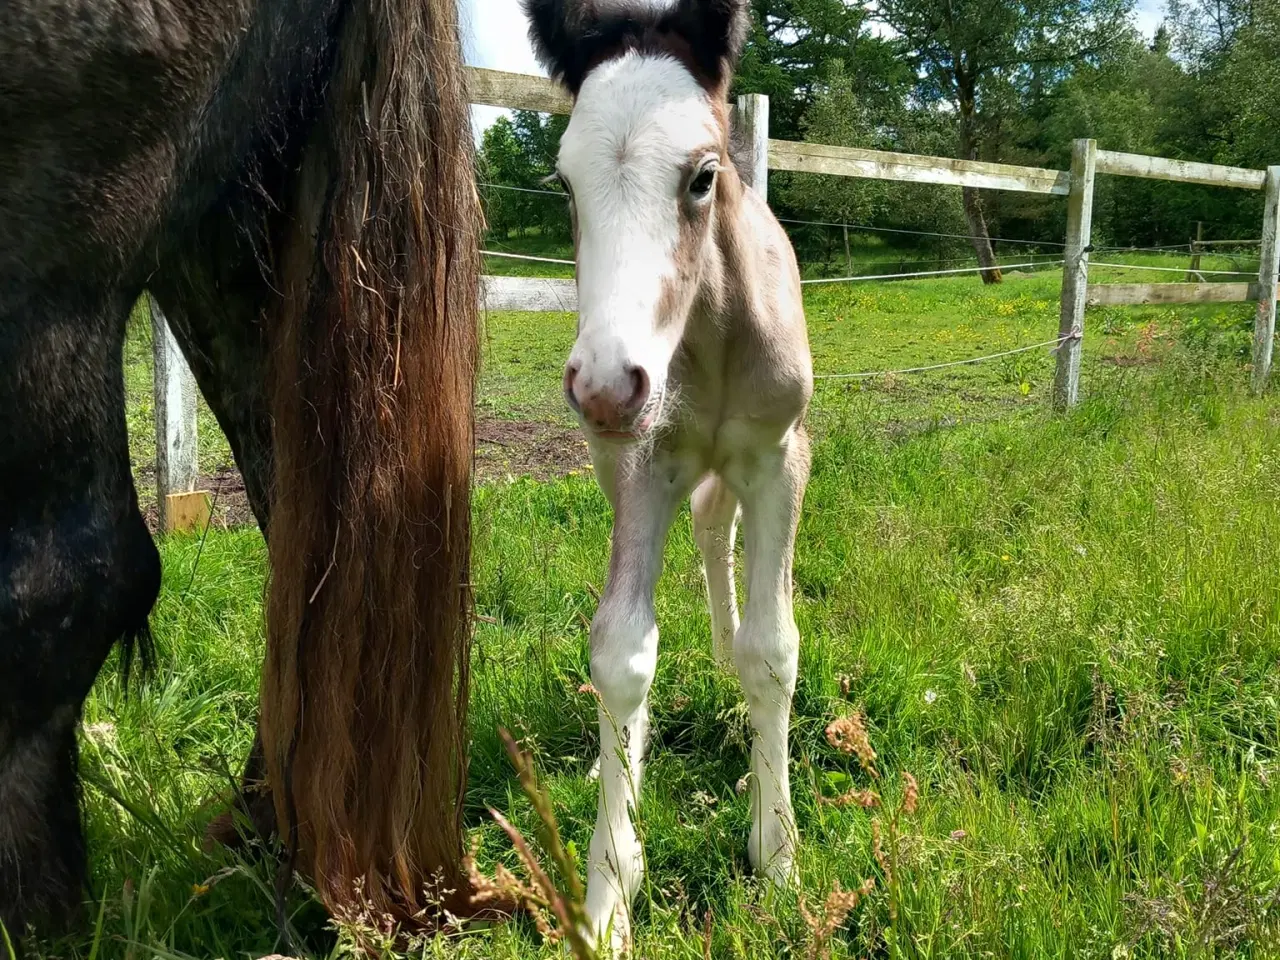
{"left": 136, "top": 420, "right": 590, "bottom": 532}
{"left": 140, "top": 468, "right": 256, "bottom": 535}
{"left": 476, "top": 418, "right": 590, "bottom": 480}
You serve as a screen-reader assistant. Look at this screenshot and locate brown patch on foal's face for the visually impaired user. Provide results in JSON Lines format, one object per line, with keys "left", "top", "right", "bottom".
{"left": 655, "top": 146, "right": 726, "bottom": 334}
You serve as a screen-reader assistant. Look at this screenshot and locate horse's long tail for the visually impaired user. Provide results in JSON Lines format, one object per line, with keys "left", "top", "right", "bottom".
{"left": 261, "top": 0, "right": 481, "bottom": 921}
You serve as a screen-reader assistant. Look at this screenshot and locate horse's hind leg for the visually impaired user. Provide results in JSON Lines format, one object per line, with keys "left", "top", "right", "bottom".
{"left": 148, "top": 207, "right": 279, "bottom": 849}
{"left": 691, "top": 474, "right": 740, "bottom": 670}
{"left": 0, "top": 290, "right": 161, "bottom": 935}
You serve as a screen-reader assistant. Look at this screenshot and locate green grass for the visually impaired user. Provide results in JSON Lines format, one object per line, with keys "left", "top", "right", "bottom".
{"left": 38, "top": 269, "right": 1280, "bottom": 958}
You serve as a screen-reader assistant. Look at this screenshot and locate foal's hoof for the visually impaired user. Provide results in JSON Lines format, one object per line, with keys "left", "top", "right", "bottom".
{"left": 201, "top": 785, "right": 277, "bottom": 853}
{"left": 761, "top": 850, "right": 798, "bottom": 889}
{"left": 585, "top": 912, "right": 631, "bottom": 958}
{"left": 749, "top": 821, "right": 798, "bottom": 889}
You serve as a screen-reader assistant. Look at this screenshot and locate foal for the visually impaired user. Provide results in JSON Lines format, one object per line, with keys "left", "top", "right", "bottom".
{"left": 524, "top": 0, "right": 813, "bottom": 948}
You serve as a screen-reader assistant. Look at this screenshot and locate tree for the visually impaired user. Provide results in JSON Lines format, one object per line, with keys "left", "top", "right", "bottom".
{"left": 735, "top": 0, "right": 908, "bottom": 140}
{"left": 478, "top": 116, "right": 531, "bottom": 238}
{"left": 477, "top": 111, "right": 571, "bottom": 241}
{"left": 876, "top": 0, "right": 1132, "bottom": 282}
{"left": 1217, "top": 0, "right": 1280, "bottom": 170}
{"left": 775, "top": 63, "right": 891, "bottom": 229}
{"left": 778, "top": 62, "right": 967, "bottom": 264}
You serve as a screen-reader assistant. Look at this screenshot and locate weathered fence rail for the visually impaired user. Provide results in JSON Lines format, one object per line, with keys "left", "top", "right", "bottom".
{"left": 767, "top": 139, "right": 1072, "bottom": 196}
{"left": 147, "top": 66, "right": 1280, "bottom": 524}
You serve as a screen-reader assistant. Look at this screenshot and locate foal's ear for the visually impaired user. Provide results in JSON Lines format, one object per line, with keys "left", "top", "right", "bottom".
{"left": 523, "top": 0, "right": 751, "bottom": 94}
{"left": 662, "top": 0, "right": 751, "bottom": 88}
{"left": 523, "top": 0, "right": 596, "bottom": 94}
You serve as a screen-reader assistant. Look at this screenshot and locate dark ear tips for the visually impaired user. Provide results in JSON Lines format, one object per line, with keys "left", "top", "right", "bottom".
{"left": 668, "top": 0, "right": 751, "bottom": 86}
{"left": 521, "top": 0, "right": 751, "bottom": 94}
{"left": 522, "top": 0, "right": 597, "bottom": 94}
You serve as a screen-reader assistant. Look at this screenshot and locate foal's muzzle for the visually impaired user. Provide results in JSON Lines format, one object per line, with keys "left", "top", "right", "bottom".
{"left": 565, "top": 362, "right": 653, "bottom": 438}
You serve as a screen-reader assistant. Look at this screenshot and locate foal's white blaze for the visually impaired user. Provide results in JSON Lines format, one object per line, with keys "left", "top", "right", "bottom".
{"left": 559, "top": 52, "right": 720, "bottom": 436}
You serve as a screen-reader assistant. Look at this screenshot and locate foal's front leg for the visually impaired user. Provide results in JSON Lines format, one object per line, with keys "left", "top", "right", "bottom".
{"left": 585, "top": 446, "right": 693, "bottom": 951}
{"left": 726, "top": 428, "right": 811, "bottom": 884}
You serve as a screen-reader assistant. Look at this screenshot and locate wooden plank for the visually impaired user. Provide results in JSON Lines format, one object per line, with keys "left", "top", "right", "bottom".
{"left": 481, "top": 275, "right": 578, "bottom": 312}
{"left": 150, "top": 293, "right": 200, "bottom": 533}
{"left": 1252, "top": 167, "right": 1280, "bottom": 392}
{"left": 164, "top": 491, "right": 213, "bottom": 534}
{"left": 768, "top": 139, "right": 1070, "bottom": 195}
{"left": 1054, "top": 139, "right": 1097, "bottom": 410}
{"left": 734, "top": 94, "right": 770, "bottom": 201}
{"left": 1087, "top": 282, "right": 1262, "bottom": 306}
{"left": 1096, "top": 150, "right": 1266, "bottom": 190}
{"left": 466, "top": 66, "right": 573, "bottom": 115}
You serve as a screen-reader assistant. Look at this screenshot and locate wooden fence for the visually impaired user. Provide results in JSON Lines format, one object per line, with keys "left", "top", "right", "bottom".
{"left": 147, "top": 65, "right": 1280, "bottom": 529}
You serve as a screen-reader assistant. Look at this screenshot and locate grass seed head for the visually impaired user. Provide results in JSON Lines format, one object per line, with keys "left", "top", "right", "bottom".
{"left": 799, "top": 878, "right": 876, "bottom": 960}
{"left": 901, "top": 771, "right": 919, "bottom": 815}
{"left": 825, "top": 713, "right": 878, "bottom": 776}
{"left": 819, "top": 787, "right": 879, "bottom": 809}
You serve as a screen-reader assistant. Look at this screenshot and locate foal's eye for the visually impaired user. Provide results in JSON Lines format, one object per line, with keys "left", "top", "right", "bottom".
{"left": 689, "top": 167, "right": 716, "bottom": 200}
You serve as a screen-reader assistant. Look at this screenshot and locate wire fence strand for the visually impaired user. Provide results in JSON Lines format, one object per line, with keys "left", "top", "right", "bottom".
{"left": 483, "top": 250, "right": 576, "bottom": 266}
{"left": 814, "top": 336, "right": 1071, "bottom": 380}
{"left": 1088, "top": 261, "right": 1260, "bottom": 277}
{"left": 476, "top": 182, "right": 1070, "bottom": 250}
{"left": 479, "top": 252, "right": 1067, "bottom": 282}
{"left": 800, "top": 260, "right": 1064, "bottom": 285}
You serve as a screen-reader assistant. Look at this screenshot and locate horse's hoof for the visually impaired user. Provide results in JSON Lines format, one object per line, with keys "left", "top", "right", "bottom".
{"left": 202, "top": 810, "right": 242, "bottom": 853}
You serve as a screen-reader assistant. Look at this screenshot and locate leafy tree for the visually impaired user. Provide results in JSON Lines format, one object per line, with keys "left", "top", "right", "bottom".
{"left": 735, "top": 0, "right": 908, "bottom": 140}
{"left": 478, "top": 116, "right": 529, "bottom": 238}
{"left": 876, "top": 0, "right": 1132, "bottom": 281}
{"left": 778, "top": 62, "right": 967, "bottom": 265}
{"left": 1219, "top": 0, "right": 1280, "bottom": 170}
{"left": 477, "top": 111, "right": 571, "bottom": 242}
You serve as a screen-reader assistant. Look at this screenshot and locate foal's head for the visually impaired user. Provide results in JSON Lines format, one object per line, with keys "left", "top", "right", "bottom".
{"left": 525, "top": 0, "right": 750, "bottom": 441}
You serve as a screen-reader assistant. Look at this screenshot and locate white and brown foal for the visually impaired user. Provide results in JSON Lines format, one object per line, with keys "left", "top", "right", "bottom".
{"left": 523, "top": 0, "right": 813, "bottom": 949}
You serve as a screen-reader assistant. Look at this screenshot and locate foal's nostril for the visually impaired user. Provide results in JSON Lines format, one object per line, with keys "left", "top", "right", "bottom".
{"left": 625, "top": 365, "right": 650, "bottom": 413}
{"left": 564, "top": 364, "right": 581, "bottom": 411}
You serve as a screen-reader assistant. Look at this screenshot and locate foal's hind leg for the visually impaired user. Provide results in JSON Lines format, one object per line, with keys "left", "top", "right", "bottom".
{"left": 691, "top": 474, "right": 740, "bottom": 670}
{"left": 0, "top": 290, "right": 161, "bottom": 934}
{"left": 725, "top": 428, "right": 810, "bottom": 886}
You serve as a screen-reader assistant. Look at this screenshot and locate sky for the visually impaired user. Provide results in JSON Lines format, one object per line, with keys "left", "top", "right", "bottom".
{"left": 460, "top": 0, "right": 1171, "bottom": 136}
{"left": 460, "top": 0, "right": 546, "bottom": 135}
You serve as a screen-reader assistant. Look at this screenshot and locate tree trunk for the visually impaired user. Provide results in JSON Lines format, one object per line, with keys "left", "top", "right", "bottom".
{"left": 957, "top": 87, "right": 1002, "bottom": 285}
{"left": 962, "top": 187, "right": 1002, "bottom": 284}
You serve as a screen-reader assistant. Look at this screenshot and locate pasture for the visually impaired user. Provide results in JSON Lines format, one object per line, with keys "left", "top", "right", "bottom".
{"left": 41, "top": 260, "right": 1280, "bottom": 958}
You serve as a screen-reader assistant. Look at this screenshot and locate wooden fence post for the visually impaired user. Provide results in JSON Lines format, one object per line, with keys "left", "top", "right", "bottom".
{"left": 150, "top": 293, "right": 209, "bottom": 532}
{"left": 1251, "top": 166, "right": 1280, "bottom": 393}
{"left": 1053, "top": 138, "right": 1097, "bottom": 410}
{"left": 1185, "top": 220, "right": 1203, "bottom": 282}
{"left": 735, "top": 93, "right": 769, "bottom": 201}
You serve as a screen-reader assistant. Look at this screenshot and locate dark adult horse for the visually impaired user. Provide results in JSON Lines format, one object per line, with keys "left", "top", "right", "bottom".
{"left": 1, "top": 0, "right": 483, "bottom": 941}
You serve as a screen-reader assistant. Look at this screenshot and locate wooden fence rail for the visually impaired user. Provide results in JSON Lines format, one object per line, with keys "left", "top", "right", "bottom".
{"left": 147, "top": 67, "right": 1279, "bottom": 521}
{"left": 768, "top": 139, "right": 1072, "bottom": 196}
